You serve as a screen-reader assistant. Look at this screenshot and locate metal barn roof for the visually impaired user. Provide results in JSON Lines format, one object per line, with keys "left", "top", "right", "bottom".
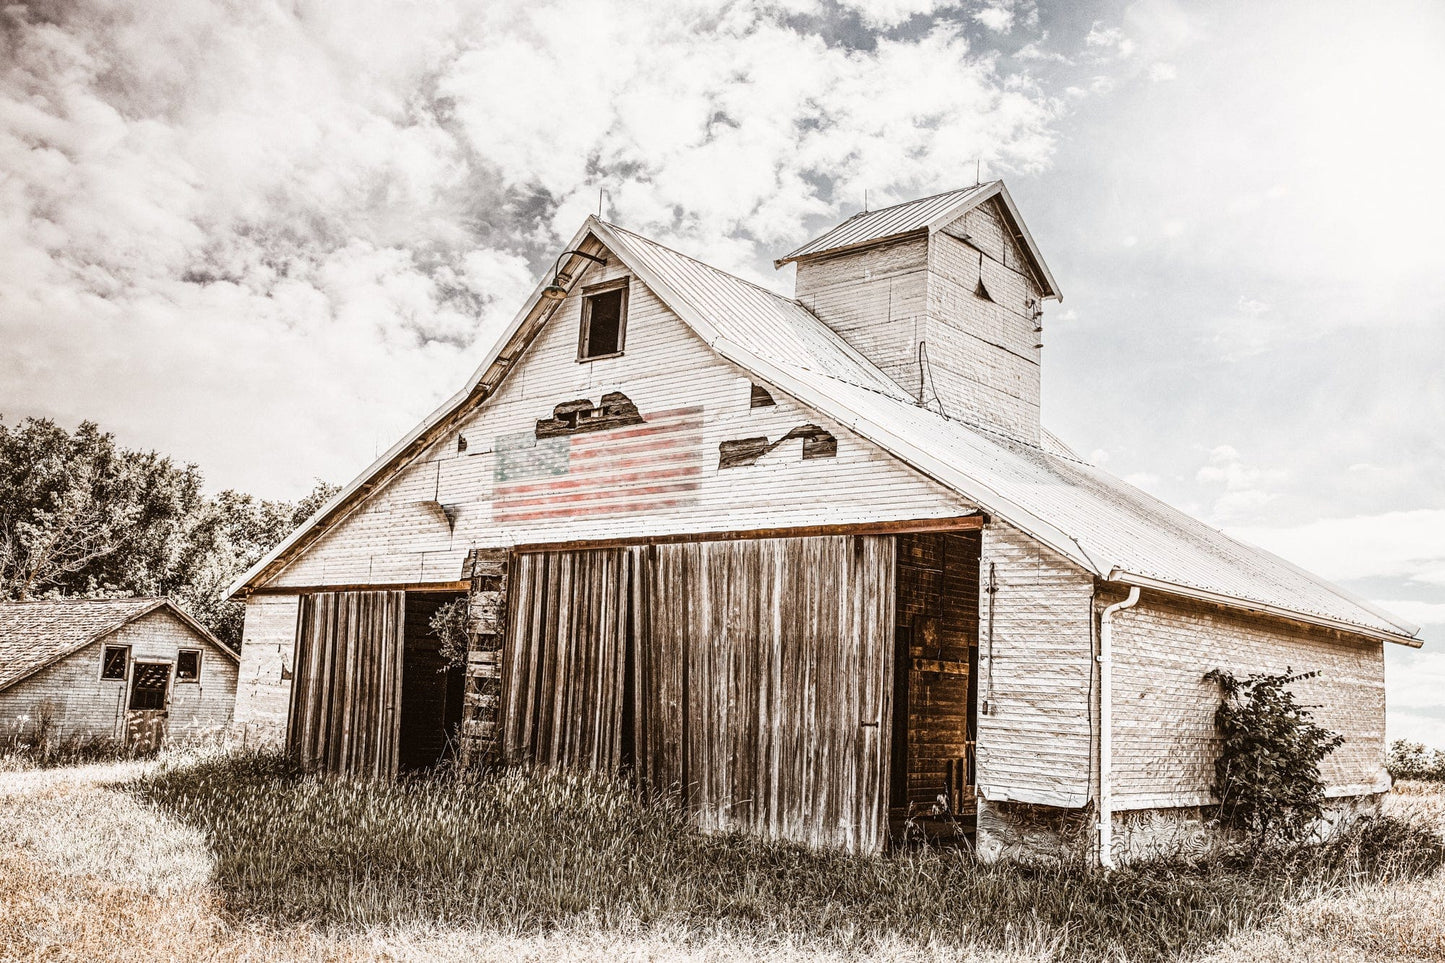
{"left": 231, "top": 207, "right": 1419, "bottom": 645}
{"left": 593, "top": 222, "right": 1418, "bottom": 646}
{"left": 774, "top": 181, "right": 1061, "bottom": 299}
{"left": 0, "top": 598, "right": 235, "bottom": 691}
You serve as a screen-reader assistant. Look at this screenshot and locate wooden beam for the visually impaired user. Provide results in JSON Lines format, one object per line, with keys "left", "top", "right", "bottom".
{"left": 250, "top": 580, "right": 472, "bottom": 597}
{"left": 512, "top": 515, "right": 983, "bottom": 554}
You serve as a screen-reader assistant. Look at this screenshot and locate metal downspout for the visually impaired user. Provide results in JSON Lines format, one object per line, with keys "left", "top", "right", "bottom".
{"left": 1098, "top": 586, "right": 1140, "bottom": 870}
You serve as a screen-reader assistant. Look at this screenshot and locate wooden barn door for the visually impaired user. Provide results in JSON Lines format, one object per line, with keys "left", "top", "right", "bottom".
{"left": 288, "top": 590, "right": 406, "bottom": 779}
{"left": 644, "top": 536, "right": 895, "bottom": 852}
{"left": 501, "top": 548, "right": 642, "bottom": 771}
{"left": 501, "top": 536, "right": 894, "bottom": 852}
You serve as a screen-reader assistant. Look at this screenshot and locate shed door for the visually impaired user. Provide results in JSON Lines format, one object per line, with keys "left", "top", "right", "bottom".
{"left": 502, "top": 535, "right": 894, "bottom": 853}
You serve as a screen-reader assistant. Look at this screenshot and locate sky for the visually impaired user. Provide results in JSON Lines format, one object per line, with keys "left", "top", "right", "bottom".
{"left": 2, "top": 1, "right": 1442, "bottom": 743}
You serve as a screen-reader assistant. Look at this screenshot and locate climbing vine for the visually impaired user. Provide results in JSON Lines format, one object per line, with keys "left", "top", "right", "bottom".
{"left": 1204, "top": 667, "right": 1344, "bottom": 846}
{"left": 429, "top": 598, "right": 471, "bottom": 671}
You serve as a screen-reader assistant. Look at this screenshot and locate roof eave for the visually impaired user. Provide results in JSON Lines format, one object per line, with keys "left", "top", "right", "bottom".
{"left": 1107, "top": 569, "right": 1423, "bottom": 647}
{"left": 772, "top": 227, "right": 929, "bottom": 269}
{"left": 228, "top": 218, "right": 609, "bottom": 598}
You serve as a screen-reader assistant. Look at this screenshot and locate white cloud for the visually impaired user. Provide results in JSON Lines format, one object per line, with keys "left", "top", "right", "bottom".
{"left": 1195, "top": 445, "right": 1288, "bottom": 523}
{"left": 1146, "top": 61, "right": 1177, "bottom": 81}
{"left": 1229, "top": 509, "right": 1445, "bottom": 585}
{"left": 0, "top": 0, "right": 1058, "bottom": 496}
{"left": 974, "top": 4, "right": 1015, "bottom": 33}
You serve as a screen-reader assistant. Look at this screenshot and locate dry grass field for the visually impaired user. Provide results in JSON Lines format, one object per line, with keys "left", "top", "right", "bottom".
{"left": 0, "top": 753, "right": 1442, "bottom": 963}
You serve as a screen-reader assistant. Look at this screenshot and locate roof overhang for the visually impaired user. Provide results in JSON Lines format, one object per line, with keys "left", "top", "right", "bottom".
{"left": 774, "top": 180, "right": 1062, "bottom": 300}
{"left": 1107, "top": 570, "right": 1422, "bottom": 647}
{"left": 228, "top": 220, "right": 612, "bottom": 598}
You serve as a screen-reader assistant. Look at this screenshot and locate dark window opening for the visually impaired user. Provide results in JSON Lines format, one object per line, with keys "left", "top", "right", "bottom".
{"left": 750, "top": 383, "right": 775, "bottom": 408}
{"left": 579, "top": 284, "right": 628, "bottom": 360}
{"left": 101, "top": 645, "right": 129, "bottom": 680}
{"left": 176, "top": 649, "right": 201, "bottom": 682}
{"left": 129, "top": 662, "right": 170, "bottom": 711}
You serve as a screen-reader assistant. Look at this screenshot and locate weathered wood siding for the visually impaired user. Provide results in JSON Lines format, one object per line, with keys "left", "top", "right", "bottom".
{"left": 288, "top": 591, "right": 405, "bottom": 778}
{"left": 0, "top": 610, "right": 237, "bottom": 741}
{"left": 263, "top": 249, "right": 969, "bottom": 589}
{"left": 975, "top": 522, "right": 1094, "bottom": 808}
{"left": 793, "top": 237, "right": 928, "bottom": 399}
{"left": 1108, "top": 590, "right": 1389, "bottom": 809}
{"left": 233, "top": 594, "right": 301, "bottom": 746}
{"left": 791, "top": 197, "right": 1044, "bottom": 443}
{"left": 925, "top": 197, "right": 1043, "bottom": 443}
{"left": 502, "top": 535, "right": 895, "bottom": 852}
{"left": 894, "top": 532, "right": 979, "bottom": 812}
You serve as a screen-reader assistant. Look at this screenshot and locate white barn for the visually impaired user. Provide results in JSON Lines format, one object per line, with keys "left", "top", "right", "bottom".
{"left": 229, "top": 182, "right": 1420, "bottom": 861}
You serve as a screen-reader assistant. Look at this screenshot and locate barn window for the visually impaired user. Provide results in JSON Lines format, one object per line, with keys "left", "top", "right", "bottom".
{"left": 176, "top": 649, "right": 201, "bottom": 682}
{"left": 129, "top": 662, "right": 170, "bottom": 711}
{"left": 578, "top": 281, "right": 628, "bottom": 361}
{"left": 101, "top": 645, "right": 129, "bottom": 680}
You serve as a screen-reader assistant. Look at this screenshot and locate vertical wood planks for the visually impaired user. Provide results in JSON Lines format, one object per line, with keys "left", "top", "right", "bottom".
{"left": 504, "top": 534, "right": 895, "bottom": 852}
{"left": 286, "top": 590, "right": 406, "bottom": 779}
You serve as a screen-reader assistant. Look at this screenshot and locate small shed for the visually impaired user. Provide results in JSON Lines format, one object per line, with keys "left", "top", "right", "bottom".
{"left": 0, "top": 598, "right": 239, "bottom": 751}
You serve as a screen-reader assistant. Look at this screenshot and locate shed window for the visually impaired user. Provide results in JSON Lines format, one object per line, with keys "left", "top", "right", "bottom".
{"left": 176, "top": 649, "right": 201, "bottom": 682}
{"left": 101, "top": 645, "right": 129, "bottom": 680}
{"left": 578, "top": 282, "right": 628, "bottom": 360}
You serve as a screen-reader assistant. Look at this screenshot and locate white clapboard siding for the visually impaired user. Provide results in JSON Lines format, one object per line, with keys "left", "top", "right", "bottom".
{"left": 1108, "top": 591, "right": 1388, "bottom": 809}
{"left": 0, "top": 609, "right": 237, "bottom": 740}
{"left": 267, "top": 250, "right": 973, "bottom": 589}
{"left": 975, "top": 521, "right": 1095, "bottom": 808}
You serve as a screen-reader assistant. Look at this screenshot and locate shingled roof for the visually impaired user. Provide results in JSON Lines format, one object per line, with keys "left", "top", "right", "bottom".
{"left": 0, "top": 598, "right": 234, "bottom": 691}
{"left": 230, "top": 215, "right": 1421, "bottom": 647}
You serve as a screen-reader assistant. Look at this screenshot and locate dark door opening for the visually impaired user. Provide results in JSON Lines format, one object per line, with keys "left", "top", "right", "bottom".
{"left": 398, "top": 591, "right": 467, "bottom": 772}
{"left": 890, "top": 531, "right": 981, "bottom": 844}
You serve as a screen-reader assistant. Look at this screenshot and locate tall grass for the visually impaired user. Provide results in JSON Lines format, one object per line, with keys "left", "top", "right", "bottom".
{"left": 128, "top": 752, "right": 1445, "bottom": 963}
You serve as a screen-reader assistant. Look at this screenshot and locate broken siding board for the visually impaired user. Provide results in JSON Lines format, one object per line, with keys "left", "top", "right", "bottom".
{"left": 1108, "top": 591, "right": 1388, "bottom": 810}
{"left": 976, "top": 522, "right": 1094, "bottom": 808}
{"left": 268, "top": 250, "right": 971, "bottom": 589}
{"left": 233, "top": 594, "right": 302, "bottom": 744}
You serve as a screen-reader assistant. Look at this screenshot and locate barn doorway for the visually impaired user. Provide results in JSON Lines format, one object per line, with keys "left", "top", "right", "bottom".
{"left": 890, "top": 531, "right": 981, "bottom": 843}
{"left": 398, "top": 590, "right": 467, "bottom": 772}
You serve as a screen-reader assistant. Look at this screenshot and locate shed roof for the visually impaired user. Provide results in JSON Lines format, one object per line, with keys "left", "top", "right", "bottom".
{"left": 0, "top": 598, "right": 235, "bottom": 691}
{"left": 774, "top": 181, "right": 1061, "bottom": 299}
{"left": 230, "top": 206, "right": 1419, "bottom": 646}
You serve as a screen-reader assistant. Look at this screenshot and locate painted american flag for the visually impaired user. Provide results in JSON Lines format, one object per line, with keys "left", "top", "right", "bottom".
{"left": 491, "top": 406, "right": 705, "bottom": 525}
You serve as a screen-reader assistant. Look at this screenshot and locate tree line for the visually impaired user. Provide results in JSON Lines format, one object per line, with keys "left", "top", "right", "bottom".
{"left": 0, "top": 416, "right": 336, "bottom": 648}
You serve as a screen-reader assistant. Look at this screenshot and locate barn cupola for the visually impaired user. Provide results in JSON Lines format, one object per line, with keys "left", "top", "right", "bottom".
{"left": 776, "top": 181, "right": 1060, "bottom": 445}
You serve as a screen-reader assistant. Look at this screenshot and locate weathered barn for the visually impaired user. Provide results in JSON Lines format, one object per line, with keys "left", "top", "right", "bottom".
{"left": 0, "top": 598, "right": 239, "bottom": 751}
{"left": 229, "top": 182, "right": 1421, "bottom": 861}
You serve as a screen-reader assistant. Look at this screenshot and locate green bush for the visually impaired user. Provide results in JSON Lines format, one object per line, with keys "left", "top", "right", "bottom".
{"left": 1205, "top": 668, "right": 1344, "bottom": 845}
{"left": 1387, "top": 739, "right": 1445, "bottom": 781}
{"left": 127, "top": 751, "right": 1445, "bottom": 963}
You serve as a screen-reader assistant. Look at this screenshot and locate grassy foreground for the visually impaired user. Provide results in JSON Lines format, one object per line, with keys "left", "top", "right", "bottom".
{"left": 111, "top": 751, "right": 1445, "bottom": 963}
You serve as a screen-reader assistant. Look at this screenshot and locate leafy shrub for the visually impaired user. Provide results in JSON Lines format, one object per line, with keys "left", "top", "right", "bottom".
{"left": 1387, "top": 739, "right": 1445, "bottom": 781}
{"left": 429, "top": 597, "right": 471, "bottom": 671}
{"left": 1205, "top": 668, "right": 1344, "bottom": 845}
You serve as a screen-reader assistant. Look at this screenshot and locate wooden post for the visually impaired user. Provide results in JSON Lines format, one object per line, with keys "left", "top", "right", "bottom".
{"left": 459, "top": 549, "right": 510, "bottom": 769}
